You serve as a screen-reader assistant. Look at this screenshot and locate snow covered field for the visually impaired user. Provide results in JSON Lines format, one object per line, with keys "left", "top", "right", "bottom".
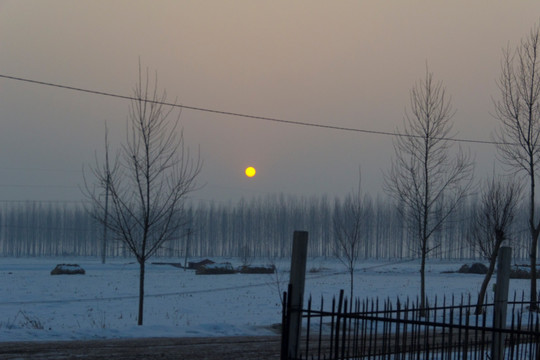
{"left": 0, "top": 257, "right": 533, "bottom": 342}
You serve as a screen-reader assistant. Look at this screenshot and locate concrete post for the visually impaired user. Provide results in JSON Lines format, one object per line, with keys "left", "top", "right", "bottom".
{"left": 491, "top": 246, "right": 511, "bottom": 360}
{"left": 287, "top": 231, "right": 308, "bottom": 359}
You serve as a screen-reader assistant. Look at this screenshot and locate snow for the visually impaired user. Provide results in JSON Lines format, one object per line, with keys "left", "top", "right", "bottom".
{"left": 0, "top": 257, "right": 533, "bottom": 342}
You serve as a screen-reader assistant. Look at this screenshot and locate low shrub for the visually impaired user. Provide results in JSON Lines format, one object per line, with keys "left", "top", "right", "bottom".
{"left": 458, "top": 263, "right": 487, "bottom": 274}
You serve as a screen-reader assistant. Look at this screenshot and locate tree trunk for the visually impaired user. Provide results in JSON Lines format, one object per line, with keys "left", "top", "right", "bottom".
{"left": 530, "top": 233, "right": 538, "bottom": 310}
{"left": 530, "top": 174, "right": 538, "bottom": 311}
{"left": 350, "top": 268, "right": 354, "bottom": 309}
{"left": 420, "top": 249, "right": 426, "bottom": 317}
{"left": 476, "top": 254, "right": 498, "bottom": 315}
{"left": 138, "top": 260, "right": 145, "bottom": 326}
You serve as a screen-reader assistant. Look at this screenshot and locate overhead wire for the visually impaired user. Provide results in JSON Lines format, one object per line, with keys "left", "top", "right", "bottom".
{"left": 0, "top": 73, "right": 507, "bottom": 146}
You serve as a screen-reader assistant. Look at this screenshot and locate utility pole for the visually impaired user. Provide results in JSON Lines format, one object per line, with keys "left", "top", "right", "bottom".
{"left": 101, "top": 126, "right": 111, "bottom": 265}
{"left": 183, "top": 228, "right": 191, "bottom": 271}
{"left": 101, "top": 180, "right": 109, "bottom": 264}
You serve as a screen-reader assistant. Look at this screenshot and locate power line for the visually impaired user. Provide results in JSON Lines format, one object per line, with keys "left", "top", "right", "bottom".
{"left": 0, "top": 73, "right": 505, "bottom": 146}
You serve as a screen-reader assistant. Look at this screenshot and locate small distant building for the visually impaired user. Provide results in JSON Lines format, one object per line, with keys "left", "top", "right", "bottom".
{"left": 196, "top": 262, "right": 236, "bottom": 275}
{"left": 188, "top": 259, "right": 214, "bottom": 270}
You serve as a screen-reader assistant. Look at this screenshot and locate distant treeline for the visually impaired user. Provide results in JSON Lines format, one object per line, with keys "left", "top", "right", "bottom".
{"left": 0, "top": 194, "right": 534, "bottom": 260}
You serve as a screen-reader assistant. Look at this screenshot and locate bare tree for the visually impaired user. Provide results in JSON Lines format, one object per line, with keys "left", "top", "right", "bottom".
{"left": 493, "top": 23, "right": 540, "bottom": 311}
{"left": 333, "top": 174, "right": 364, "bottom": 303}
{"left": 84, "top": 66, "right": 202, "bottom": 325}
{"left": 469, "top": 176, "right": 522, "bottom": 315}
{"left": 384, "top": 67, "right": 474, "bottom": 314}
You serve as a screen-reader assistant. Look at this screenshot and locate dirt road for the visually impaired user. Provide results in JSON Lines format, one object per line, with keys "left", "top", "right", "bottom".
{"left": 0, "top": 336, "right": 282, "bottom": 360}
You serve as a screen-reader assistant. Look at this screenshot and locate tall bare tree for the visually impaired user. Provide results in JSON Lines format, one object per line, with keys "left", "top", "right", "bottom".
{"left": 85, "top": 66, "right": 202, "bottom": 325}
{"left": 469, "top": 176, "right": 522, "bottom": 315}
{"left": 384, "top": 67, "right": 473, "bottom": 314}
{"left": 493, "top": 23, "right": 540, "bottom": 310}
{"left": 333, "top": 174, "right": 364, "bottom": 303}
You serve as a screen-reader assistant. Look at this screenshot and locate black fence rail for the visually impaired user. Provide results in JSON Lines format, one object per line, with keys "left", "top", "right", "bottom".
{"left": 281, "top": 289, "right": 540, "bottom": 360}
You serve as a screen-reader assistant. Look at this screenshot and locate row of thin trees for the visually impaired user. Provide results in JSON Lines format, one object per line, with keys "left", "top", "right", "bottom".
{"left": 0, "top": 194, "right": 534, "bottom": 261}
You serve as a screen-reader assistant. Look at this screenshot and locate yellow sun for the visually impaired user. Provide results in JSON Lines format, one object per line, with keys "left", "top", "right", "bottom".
{"left": 245, "top": 166, "right": 256, "bottom": 178}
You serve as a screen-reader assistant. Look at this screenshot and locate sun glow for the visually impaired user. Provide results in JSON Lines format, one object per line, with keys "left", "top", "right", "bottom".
{"left": 245, "top": 166, "right": 256, "bottom": 178}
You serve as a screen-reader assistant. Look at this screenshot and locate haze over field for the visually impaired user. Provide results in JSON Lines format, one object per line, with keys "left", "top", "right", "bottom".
{"left": 1, "top": 1, "right": 540, "bottom": 203}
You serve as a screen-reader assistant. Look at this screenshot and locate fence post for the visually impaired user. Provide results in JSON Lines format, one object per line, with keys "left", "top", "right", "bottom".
{"left": 287, "top": 231, "right": 308, "bottom": 359}
{"left": 491, "top": 246, "right": 511, "bottom": 360}
{"left": 280, "top": 285, "right": 292, "bottom": 360}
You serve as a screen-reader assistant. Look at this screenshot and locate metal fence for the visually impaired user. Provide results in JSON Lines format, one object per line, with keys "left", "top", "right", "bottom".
{"left": 281, "top": 288, "right": 540, "bottom": 360}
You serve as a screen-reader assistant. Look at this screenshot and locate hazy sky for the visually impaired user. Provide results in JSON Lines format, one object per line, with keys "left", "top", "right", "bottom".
{"left": 1, "top": 1, "right": 540, "bottom": 204}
